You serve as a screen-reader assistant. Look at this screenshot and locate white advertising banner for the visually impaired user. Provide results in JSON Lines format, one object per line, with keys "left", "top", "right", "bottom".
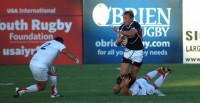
{"left": 183, "top": 0, "right": 200, "bottom": 64}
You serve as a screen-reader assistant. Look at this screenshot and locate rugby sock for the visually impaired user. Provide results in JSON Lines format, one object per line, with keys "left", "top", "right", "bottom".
{"left": 50, "top": 76, "right": 58, "bottom": 95}
{"left": 19, "top": 84, "right": 38, "bottom": 94}
{"left": 146, "top": 70, "right": 158, "bottom": 80}
{"left": 157, "top": 68, "right": 163, "bottom": 73}
{"left": 153, "top": 72, "right": 169, "bottom": 89}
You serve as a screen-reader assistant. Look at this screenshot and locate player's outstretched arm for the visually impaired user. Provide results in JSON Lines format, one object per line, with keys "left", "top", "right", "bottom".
{"left": 121, "top": 29, "right": 138, "bottom": 37}
{"left": 62, "top": 49, "right": 80, "bottom": 64}
{"left": 113, "top": 80, "right": 125, "bottom": 94}
{"left": 123, "top": 77, "right": 132, "bottom": 96}
{"left": 110, "top": 25, "right": 138, "bottom": 37}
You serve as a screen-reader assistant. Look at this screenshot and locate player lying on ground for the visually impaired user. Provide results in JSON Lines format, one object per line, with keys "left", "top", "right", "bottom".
{"left": 114, "top": 67, "right": 172, "bottom": 96}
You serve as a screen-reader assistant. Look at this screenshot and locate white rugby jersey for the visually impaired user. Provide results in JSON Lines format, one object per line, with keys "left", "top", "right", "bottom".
{"left": 30, "top": 40, "right": 66, "bottom": 68}
{"left": 129, "top": 78, "right": 147, "bottom": 95}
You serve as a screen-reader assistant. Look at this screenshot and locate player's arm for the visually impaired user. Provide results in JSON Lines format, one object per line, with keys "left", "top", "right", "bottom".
{"left": 115, "top": 36, "right": 123, "bottom": 46}
{"left": 120, "top": 28, "right": 137, "bottom": 38}
{"left": 110, "top": 25, "right": 138, "bottom": 38}
{"left": 113, "top": 79, "right": 125, "bottom": 94}
{"left": 62, "top": 48, "right": 79, "bottom": 64}
{"left": 123, "top": 77, "right": 132, "bottom": 96}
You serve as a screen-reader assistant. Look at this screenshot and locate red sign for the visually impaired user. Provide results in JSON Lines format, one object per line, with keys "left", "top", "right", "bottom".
{"left": 0, "top": 0, "right": 82, "bottom": 65}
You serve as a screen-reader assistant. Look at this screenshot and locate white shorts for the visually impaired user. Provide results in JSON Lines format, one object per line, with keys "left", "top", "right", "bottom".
{"left": 123, "top": 48, "right": 143, "bottom": 63}
{"left": 29, "top": 64, "right": 48, "bottom": 81}
{"left": 129, "top": 78, "right": 147, "bottom": 96}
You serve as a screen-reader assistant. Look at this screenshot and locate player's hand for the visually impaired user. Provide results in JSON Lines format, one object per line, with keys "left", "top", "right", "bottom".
{"left": 75, "top": 58, "right": 82, "bottom": 69}
{"left": 75, "top": 58, "right": 80, "bottom": 64}
{"left": 110, "top": 25, "right": 119, "bottom": 32}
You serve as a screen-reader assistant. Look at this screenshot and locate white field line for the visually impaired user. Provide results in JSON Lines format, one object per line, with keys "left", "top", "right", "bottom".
{"left": 0, "top": 83, "right": 14, "bottom": 86}
{"left": 116, "top": 67, "right": 121, "bottom": 71}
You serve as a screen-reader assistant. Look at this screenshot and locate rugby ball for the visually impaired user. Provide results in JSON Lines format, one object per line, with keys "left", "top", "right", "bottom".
{"left": 121, "top": 36, "right": 128, "bottom": 46}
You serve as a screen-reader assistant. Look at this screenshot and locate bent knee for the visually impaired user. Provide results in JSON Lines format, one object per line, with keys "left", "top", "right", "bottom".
{"left": 37, "top": 82, "right": 47, "bottom": 91}
{"left": 48, "top": 65, "right": 58, "bottom": 76}
{"left": 37, "top": 85, "right": 46, "bottom": 91}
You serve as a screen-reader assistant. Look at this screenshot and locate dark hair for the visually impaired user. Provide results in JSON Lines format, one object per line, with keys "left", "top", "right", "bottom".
{"left": 124, "top": 10, "right": 134, "bottom": 18}
{"left": 54, "top": 37, "right": 64, "bottom": 43}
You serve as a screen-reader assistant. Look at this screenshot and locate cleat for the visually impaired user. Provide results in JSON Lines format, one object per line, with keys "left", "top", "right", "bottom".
{"left": 51, "top": 93, "right": 64, "bottom": 98}
{"left": 159, "top": 67, "right": 172, "bottom": 74}
{"left": 13, "top": 87, "right": 22, "bottom": 98}
{"left": 166, "top": 68, "right": 173, "bottom": 73}
{"left": 159, "top": 67, "right": 165, "bottom": 74}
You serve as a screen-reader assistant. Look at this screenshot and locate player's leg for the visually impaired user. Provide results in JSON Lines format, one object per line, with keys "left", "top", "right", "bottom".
{"left": 145, "top": 68, "right": 160, "bottom": 82}
{"left": 120, "top": 63, "right": 130, "bottom": 76}
{"left": 116, "top": 49, "right": 135, "bottom": 85}
{"left": 146, "top": 67, "right": 172, "bottom": 81}
{"left": 48, "top": 65, "right": 64, "bottom": 98}
{"left": 116, "top": 57, "right": 130, "bottom": 85}
{"left": 151, "top": 67, "right": 172, "bottom": 89}
{"left": 117, "top": 62, "right": 130, "bottom": 84}
{"left": 153, "top": 72, "right": 169, "bottom": 89}
{"left": 114, "top": 62, "right": 129, "bottom": 94}
{"left": 129, "top": 65, "right": 140, "bottom": 87}
{"left": 14, "top": 65, "right": 48, "bottom": 97}
{"left": 129, "top": 50, "right": 143, "bottom": 87}
{"left": 14, "top": 81, "right": 48, "bottom": 97}
{"left": 48, "top": 65, "right": 58, "bottom": 95}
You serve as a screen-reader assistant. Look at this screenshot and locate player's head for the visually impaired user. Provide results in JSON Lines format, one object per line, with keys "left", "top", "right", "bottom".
{"left": 146, "top": 84, "right": 155, "bottom": 95}
{"left": 123, "top": 10, "right": 134, "bottom": 26}
{"left": 54, "top": 37, "right": 64, "bottom": 44}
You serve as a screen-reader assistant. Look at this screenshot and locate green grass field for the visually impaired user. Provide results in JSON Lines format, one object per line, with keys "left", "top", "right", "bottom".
{"left": 0, "top": 64, "right": 200, "bottom": 103}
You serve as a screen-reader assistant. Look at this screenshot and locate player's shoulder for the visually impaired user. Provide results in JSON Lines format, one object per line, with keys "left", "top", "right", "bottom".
{"left": 49, "top": 40, "right": 62, "bottom": 44}
{"left": 131, "top": 21, "right": 141, "bottom": 29}
{"left": 119, "top": 24, "right": 124, "bottom": 29}
{"left": 48, "top": 40, "right": 66, "bottom": 47}
{"left": 43, "top": 40, "right": 54, "bottom": 44}
{"left": 132, "top": 21, "right": 140, "bottom": 26}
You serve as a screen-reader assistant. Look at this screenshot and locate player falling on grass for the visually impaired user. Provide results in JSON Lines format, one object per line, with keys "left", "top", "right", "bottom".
{"left": 110, "top": 10, "right": 143, "bottom": 93}
{"left": 114, "top": 67, "right": 172, "bottom": 96}
{"left": 14, "top": 36, "right": 80, "bottom": 98}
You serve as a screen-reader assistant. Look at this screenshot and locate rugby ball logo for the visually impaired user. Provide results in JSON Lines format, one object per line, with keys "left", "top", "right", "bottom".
{"left": 92, "top": 3, "right": 109, "bottom": 26}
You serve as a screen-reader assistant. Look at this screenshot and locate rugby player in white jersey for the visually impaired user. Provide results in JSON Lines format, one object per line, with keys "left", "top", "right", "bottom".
{"left": 114, "top": 67, "right": 172, "bottom": 96}
{"left": 14, "top": 37, "right": 80, "bottom": 98}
